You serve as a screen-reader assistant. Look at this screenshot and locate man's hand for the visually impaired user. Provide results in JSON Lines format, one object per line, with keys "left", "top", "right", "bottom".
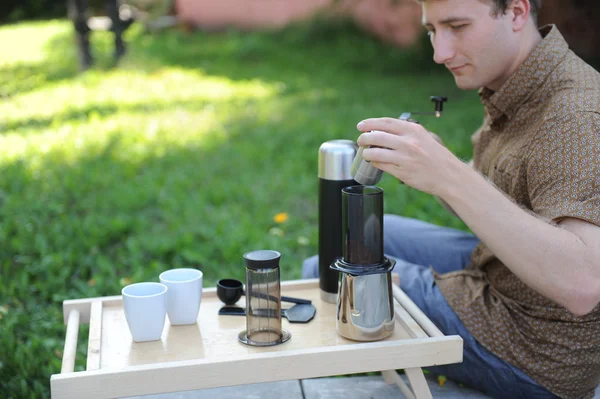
{"left": 428, "top": 131, "right": 444, "bottom": 146}
{"left": 357, "top": 117, "right": 465, "bottom": 197}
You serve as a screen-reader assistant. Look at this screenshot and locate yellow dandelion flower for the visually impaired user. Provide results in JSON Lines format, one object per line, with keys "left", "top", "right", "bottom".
{"left": 437, "top": 375, "right": 447, "bottom": 387}
{"left": 274, "top": 212, "right": 289, "bottom": 223}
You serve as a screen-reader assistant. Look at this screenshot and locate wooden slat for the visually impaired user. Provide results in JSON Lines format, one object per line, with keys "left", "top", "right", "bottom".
{"left": 280, "top": 278, "right": 320, "bottom": 290}
{"left": 86, "top": 301, "right": 103, "bottom": 371}
{"left": 394, "top": 302, "right": 428, "bottom": 339}
{"left": 50, "top": 335, "right": 462, "bottom": 399}
{"left": 392, "top": 284, "right": 443, "bottom": 338}
{"left": 63, "top": 296, "right": 116, "bottom": 325}
{"left": 60, "top": 310, "right": 80, "bottom": 374}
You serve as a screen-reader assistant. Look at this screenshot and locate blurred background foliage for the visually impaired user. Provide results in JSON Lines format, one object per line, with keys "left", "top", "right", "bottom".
{"left": 1, "top": 0, "right": 171, "bottom": 22}
{"left": 3, "top": 0, "right": 66, "bottom": 22}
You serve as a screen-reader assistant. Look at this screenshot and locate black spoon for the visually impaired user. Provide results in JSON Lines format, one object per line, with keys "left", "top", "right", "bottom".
{"left": 217, "top": 279, "right": 312, "bottom": 306}
{"left": 218, "top": 304, "right": 316, "bottom": 324}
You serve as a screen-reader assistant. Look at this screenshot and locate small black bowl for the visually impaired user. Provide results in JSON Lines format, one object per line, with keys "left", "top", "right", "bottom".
{"left": 217, "top": 279, "right": 244, "bottom": 305}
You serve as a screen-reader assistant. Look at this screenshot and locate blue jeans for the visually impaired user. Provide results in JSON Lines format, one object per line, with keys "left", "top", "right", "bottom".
{"left": 302, "top": 215, "right": 558, "bottom": 399}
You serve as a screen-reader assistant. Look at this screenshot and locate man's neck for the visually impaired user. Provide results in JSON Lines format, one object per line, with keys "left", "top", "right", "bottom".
{"left": 485, "top": 25, "right": 544, "bottom": 92}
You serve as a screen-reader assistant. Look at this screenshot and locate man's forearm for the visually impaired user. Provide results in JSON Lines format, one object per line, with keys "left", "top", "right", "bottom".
{"left": 435, "top": 159, "right": 473, "bottom": 218}
{"left": 441, "top": 162, "right": 600, "bottom": 315}
{"left": 436, "top": 196, "right": 459, "bottom": 217}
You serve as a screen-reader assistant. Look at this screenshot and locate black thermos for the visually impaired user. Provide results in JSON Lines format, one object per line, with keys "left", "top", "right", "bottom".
{"left": 318, "top": 140, "right": 357, "bottom": 303}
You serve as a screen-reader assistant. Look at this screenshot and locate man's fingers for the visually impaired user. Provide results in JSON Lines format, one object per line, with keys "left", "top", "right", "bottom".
{"left": 357, "top": 130, "right": 401, "bottom": 149}
{"left": 362, "top": 146, "right": 406, "bottom": 164}
{"left": 370, "top": 161, "right": 397, "bottom": 176}
{"left": 357, "top": 118, "right": 417, "bottom": 134}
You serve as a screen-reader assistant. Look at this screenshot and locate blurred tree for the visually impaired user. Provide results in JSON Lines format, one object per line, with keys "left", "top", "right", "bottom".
{"left": 1, "top": 0, "right": 66, "bottom": 22}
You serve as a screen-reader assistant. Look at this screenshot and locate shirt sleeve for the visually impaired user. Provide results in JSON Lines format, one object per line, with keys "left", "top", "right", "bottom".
{"left": 527, "top": 111, "right": 600, "bottom": 226}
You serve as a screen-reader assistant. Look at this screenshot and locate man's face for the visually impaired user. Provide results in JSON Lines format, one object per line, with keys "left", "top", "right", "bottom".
{"left": 422, "top": 0, "right": 520, "bottom": 91}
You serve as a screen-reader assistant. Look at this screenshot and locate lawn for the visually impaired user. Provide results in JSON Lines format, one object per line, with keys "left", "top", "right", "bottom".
{"left": 0, "top": 18, "right": 483, "bottom": 398}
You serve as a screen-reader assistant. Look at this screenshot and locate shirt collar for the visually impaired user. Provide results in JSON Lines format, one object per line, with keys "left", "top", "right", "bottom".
{"left": 479, "top": 25, "right": 570, "bottom": 122}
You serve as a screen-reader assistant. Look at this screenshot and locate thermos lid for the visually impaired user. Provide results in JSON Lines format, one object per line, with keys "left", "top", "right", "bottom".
{"left": 243, "top": 250, "right": 281, "bottom": 270}
{"left": 318, "top": 140, "right": 358, "bottom": 181}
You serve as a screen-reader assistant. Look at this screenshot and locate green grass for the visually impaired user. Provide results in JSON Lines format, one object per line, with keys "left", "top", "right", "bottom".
{"left": 0, "top": 18, "right": 482, "bottom": 398}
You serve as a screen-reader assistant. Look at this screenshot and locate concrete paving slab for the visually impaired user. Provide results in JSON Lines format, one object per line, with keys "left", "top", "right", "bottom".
{"left": 301, "top": 375, "right": 491, "bottom": 399}
{"left": 122, "top": 379, "right": 303, "bottom": 399}
{"left": 123, "top": 376, "right": 600, "bottom": 398}
{"left": 302, "top": 376, "right": 600, "bottom": 399}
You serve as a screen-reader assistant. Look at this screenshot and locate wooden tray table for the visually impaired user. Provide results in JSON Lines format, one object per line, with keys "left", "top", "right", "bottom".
{"left": 51, "top": 278, "right": 463, "bottom": 399}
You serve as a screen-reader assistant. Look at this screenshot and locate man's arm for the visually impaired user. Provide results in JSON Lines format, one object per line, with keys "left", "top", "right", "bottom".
{"left": 427, "top": 130, "right": 462, "bottom": 217}
{"left": 442, "top": 163, "right": 600, "bottom": 316}
{"left": 436, "top": 159, "right": 474, "bottom": 218}
{"left": 356, "top": 118, "right": 600, "bottom": 316}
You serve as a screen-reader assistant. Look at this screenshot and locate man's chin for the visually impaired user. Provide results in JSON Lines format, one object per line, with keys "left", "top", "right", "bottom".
{"left": 453, "top": 76, "right": 480, "bottom": 91}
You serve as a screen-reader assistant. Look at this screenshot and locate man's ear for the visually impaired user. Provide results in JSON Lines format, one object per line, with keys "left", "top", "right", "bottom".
{"left": 508, "top": 0, "right": 531, "bottom": 31}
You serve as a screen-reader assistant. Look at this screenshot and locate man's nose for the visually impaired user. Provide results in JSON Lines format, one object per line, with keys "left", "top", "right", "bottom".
{"left": 432, "top": 33, "right": 455, "bottom": 65}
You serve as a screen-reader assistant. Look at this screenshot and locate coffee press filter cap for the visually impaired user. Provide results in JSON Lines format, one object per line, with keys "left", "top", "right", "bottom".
{"left": 243, "top": 250, "right": 281, "bottom": 270}
{"left": 318, "top": 140, "right": 358, "bottom": 181}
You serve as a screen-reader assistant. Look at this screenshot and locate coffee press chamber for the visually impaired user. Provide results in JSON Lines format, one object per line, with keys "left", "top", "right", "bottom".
{"left": 238, "top": 250, "right": 291, "bottom": 346}
{"left": 331, "top": 185, "right": 396, "bottom": 341}
{"left": 318, "top": 140, "right": 357, "bottom": 303}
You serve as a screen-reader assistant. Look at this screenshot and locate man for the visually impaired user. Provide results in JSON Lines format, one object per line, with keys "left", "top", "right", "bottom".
{"left": 302, "top": 0, "right": 600, "bottom": 397}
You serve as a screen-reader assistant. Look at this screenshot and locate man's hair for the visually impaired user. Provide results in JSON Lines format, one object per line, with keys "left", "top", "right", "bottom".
{"left": 418, "top": 0, "right": 542, "bottom": 24}
{"left": 489, "top": 0, "right": 541, "bottom": 24}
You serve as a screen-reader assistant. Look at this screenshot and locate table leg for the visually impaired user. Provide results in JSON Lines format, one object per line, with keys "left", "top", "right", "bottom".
{"left": 381, "top": 370, "right": 415, "bottom": 399}
{"left": 405, "top": 368, "right": 433, "bottom": 399}
{"left": 381, "top": 368, "right": 433, "bottom": 399}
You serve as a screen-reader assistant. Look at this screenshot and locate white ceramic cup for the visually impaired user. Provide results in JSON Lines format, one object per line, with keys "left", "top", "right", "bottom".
{"left": 122, "top": 282, "right": 168, "bottom": 342}
{"left": 159, "top": 268, "right": 203, "bottom": 325}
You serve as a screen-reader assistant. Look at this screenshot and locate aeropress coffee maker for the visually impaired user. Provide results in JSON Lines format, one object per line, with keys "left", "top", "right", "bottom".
{"left": 238, "top": 250, "right": 291, "bottom": 346}
{"left": 331, "top": 185, "right": 396, "bottom": 341}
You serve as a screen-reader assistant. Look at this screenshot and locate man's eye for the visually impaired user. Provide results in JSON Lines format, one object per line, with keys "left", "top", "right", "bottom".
{"left": 450, "top": 24, "right": 467, "bottom": 30}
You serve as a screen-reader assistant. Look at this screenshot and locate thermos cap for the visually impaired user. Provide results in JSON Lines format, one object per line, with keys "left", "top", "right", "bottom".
{"left": 318, "top": 140, "right": 358, "bottom": 181}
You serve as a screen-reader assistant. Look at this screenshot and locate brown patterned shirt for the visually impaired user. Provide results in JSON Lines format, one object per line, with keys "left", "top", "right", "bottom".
{"left": 434, "top": 25, "right": 600, "bottom": 399}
